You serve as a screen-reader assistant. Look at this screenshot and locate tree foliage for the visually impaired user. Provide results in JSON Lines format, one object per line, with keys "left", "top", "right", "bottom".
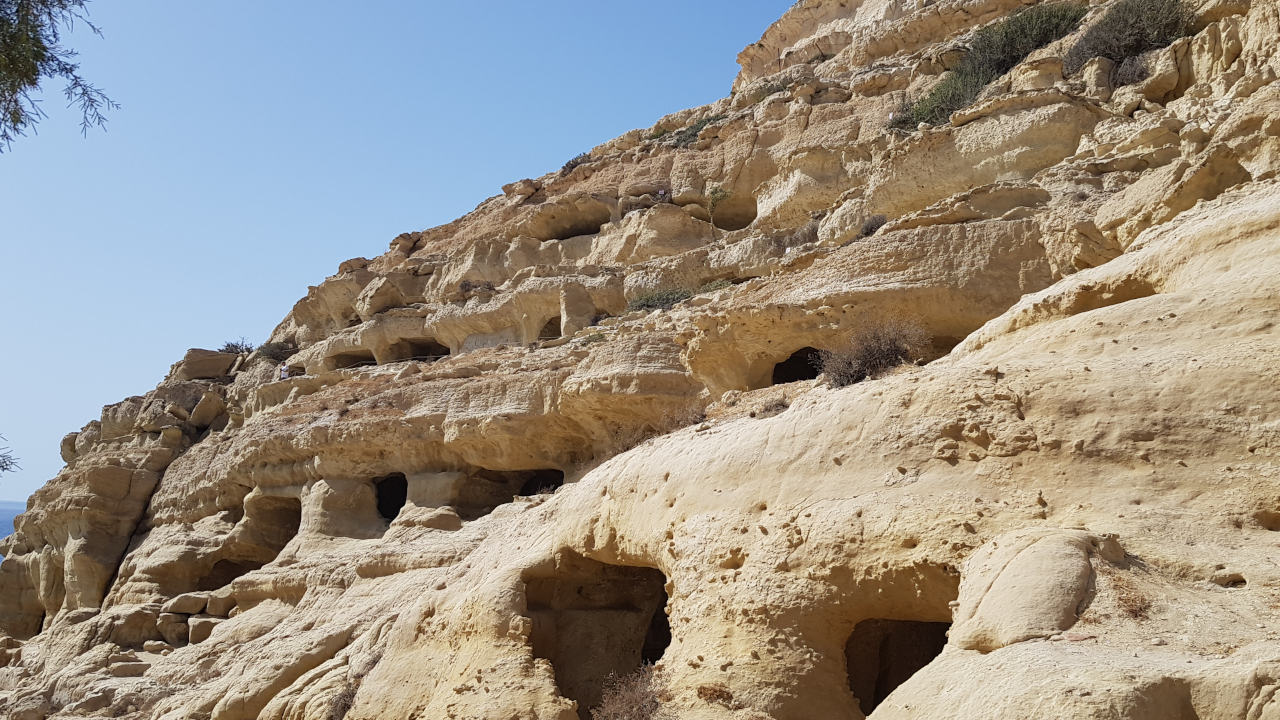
{"left": 0, "top": 435, "right": 18, "bottom": 473}
{"left": 0, "top": 0, "right": 116, "bottom": 150}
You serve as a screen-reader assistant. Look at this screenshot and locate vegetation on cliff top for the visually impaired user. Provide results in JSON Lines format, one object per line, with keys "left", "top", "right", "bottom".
{"left": 891, "top": 2, "right": 1087, "bottom": 129}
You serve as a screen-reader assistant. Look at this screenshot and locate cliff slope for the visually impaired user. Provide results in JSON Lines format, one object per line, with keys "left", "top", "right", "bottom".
{"left": 3, "top": 0, "right": 1280, "bottom": 718}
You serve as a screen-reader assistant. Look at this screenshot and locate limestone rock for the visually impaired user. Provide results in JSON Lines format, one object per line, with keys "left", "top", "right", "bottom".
{"left": 3, "top": 1, "right": 1280, "bottom": 718}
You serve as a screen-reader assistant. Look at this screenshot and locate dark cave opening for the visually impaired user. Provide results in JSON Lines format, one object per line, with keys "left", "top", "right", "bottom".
{"left": 517, "top": 469, "right": 566, "bottom": 497}
{"left": 375, "top": 472, "right": 409, "bottom": 522}
{"left": 845, "top": 619, "right": 950, "bottom": 715}
{"left": 525, "top": 554, "right": 670, "bottom": 719}
{"left": 771, "top": 346, "right": 823, "bottom": 385}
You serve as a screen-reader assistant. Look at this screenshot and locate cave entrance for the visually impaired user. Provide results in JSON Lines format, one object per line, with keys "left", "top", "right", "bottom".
{"left": 771, "top": 347, "right": 823, "bottom": 385}
{"left": 518, "top": 469, "right": 565, "bottom": 497}
{"left": 375, "top": 473, "right": 408, "bottom": 522}
{"left": 845, "top": 619, "right": 949, "bottom": 715}
{"left": 456, "top": 468, "right": 567, "bottom": 519}
{"left": 388, "top": 338, "right": 449, "bottom": 362}
{"left": 538, "top": 316, "right": 562, "bottom": 341}
{"left": 711, "top": 193, "right": 758, "bottom": 231}
{"left": 329, "top": 349, "right": 377, "bottom": 370}
{"left": 198, "top": 494, "right": 303, "bottom": 591}
{"left": 525, "top": 553, "right": 670, "bottom": 719}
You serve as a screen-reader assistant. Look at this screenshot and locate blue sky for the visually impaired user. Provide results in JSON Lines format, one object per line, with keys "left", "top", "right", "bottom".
{"left": 0, "top": 1, "right": 793, "bottom": 502}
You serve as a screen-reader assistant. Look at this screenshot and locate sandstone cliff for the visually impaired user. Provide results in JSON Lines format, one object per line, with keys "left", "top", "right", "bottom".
{"left": 3, "top": 0, "right": 1280, "bottom": 718}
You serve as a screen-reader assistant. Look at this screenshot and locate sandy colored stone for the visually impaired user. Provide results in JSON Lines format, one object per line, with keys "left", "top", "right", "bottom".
{"left": 2, "top": 1, "right": 1280, "bottom": 719}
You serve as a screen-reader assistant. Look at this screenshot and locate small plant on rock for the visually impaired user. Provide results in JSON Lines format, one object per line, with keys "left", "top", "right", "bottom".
{"left": 820, "top": 320, "right": 931, "bottom": 387}
{"left": 591, "top": 664, "right": 670, "bottom": 720}
{"left": 218, "top": 338, "right": 255, "bottom": 354}
{"left": 561, "top": 152, "right": 592, "bottom": 175}
{"left": 697, "top": 278, "right": 733, "bottom": 294}
{"left": 627, "top": 288, "right": 693, "bottom": 312}
{"left": 859, "top": 214, "right": 888, "bottom": 238}
{"left": 1064, "top": 0, "right": 1195, "bottom": 75}
{"left": 670, "top": 114, "right": 726, "bottom": 148}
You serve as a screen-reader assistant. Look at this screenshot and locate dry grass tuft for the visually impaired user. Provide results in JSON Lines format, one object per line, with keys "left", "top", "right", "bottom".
{"left": 1111, "top": 574, "right": 1152, "bottom": 619}
{"left": 592, "top": 664, "right": 671, "bottom": 720}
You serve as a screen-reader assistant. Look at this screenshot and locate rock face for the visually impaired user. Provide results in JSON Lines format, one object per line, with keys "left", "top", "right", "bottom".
{"left": 3, "top": 0, "right": 1280, "bottom": 718}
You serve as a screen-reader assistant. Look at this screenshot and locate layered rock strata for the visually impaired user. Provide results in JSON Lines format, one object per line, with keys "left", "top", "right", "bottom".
{"left": 3, "top": 0, "right": 1280, "bottom": 718}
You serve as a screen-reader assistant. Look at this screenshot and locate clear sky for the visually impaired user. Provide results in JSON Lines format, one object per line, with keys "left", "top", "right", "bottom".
{"left": 0, "top": 1, "right": 793, "bottom": 503}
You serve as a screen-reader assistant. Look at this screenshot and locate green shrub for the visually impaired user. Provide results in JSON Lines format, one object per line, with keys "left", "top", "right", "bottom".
{"left": 1064, "top": 0, "right": 1194, "bottom": 74}
{"left": 627, "top": 288, "right": 693, "bottom": 312}
{"left": 893, "top": 3, "right": 1087, "bottom": 129}
{"left": 561, "top": 152, "right": 592, "bottom": 175}
{"left": 218, "top": 338, "right": 255, "bottom": 354}
{"left": 670, "top": 114, "right": 726, "bottom": 148}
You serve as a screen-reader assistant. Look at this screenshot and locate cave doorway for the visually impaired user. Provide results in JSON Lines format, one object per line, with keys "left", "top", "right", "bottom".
{"left": 538, "top": 316, "right": 563, "bottom": 340}
{"left": 197, "top": 494, "right": 303, "bottom": 591}
{"left": 844, "top": 619, "right": 950, "bottom": 715}
{"left": 375, "top": 473, "right": 408, "bottom": 522}
{"left": 330, "top": 349, "right": 376, "bottom": 370}
{"left": 518, "top": 469, "right": 566, "bottom": 497}
{"left": 525, "top": 553, "right": 670, "bottom": 719}
{"left": 388, "top": 338, "right": 449, "bottom": 362}
{"left": 771, "top": 347, "right": 823, "bottom": 385}
{"left": 455, "top": 468, "right": 568, "bottom": 519}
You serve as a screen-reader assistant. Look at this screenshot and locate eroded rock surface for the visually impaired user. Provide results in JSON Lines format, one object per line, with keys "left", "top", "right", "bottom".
{"left": 3, "top": 0, "right": 1280, "bottom": 718}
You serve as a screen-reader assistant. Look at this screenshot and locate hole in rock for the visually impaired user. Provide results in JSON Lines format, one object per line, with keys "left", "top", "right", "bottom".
{"left": 197, "top": 559, "right": 265, "bottom": 591}
{"left": 538, "top": 316, "right": 563, "bottom": 340}
{"left": 771, "top": 347, "right": 823, "bottom": 385}
{"left": 1255, "top": 510, "right": 1280, "bottom": 532}
{"left": 711, "top": 193, "right": 758, "bottom": 231}
{"left": 845, "top": 619, "right": 950, "bottom": 715}
{"left": 375, "top": 473, "right": 408, "bottom": 522}
{"left": 518, "top": 469, "right": 566, "bottom": 497}
{"left": 531, "top": 204, "right": 613, "bottom": 242}
{"left": 197, "top": 495, "right": 303, "bottom": 591}
{"left": 525, "top": 554, "right": 670, "bottom": 719}
{"left": 387, "top": 337, "right": 449, "bottom": 362}
{"left": 456, "top": 469, "right": 567, "bottom": 519}
{"left": 330, "top": 349, "right": 377, "bottom": 370}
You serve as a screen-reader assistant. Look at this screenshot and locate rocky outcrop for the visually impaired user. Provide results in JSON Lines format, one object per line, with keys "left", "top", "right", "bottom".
{"left": 2, "top": 0, "right": 1280, "bottom": 718}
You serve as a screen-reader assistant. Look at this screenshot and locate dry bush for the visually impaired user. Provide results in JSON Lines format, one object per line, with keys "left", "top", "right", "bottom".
{"left": 592, "top": 664, "right": 672, "bottom": 720}
{"left": 751, "top": 397, "right": 790, "bottom": 419}
{"left": 627, "top": 288, "right": 693, "bottom": 312}
{"left": 821, "top": 320, "right": 930, "bottom": 387}
{"left": 257, "top": 341, "right": 297, "bottom": 362}
{"left": 1113, "top": 53, "right": 1150, "bottom": 86}
{"left": 858, "top": 214, "right": 887, "bottom": 238}
{"left": 1111, "top": 574, "right": 1152, "bottom": 619}
{"left": 218, "top": 338, "right": 255, "bottom": 354}
{"left": 696, "top": 683, "right": 735, "bottom": 708}
{"left": 327, "top": 683, "right": 356, "bottom": 720}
